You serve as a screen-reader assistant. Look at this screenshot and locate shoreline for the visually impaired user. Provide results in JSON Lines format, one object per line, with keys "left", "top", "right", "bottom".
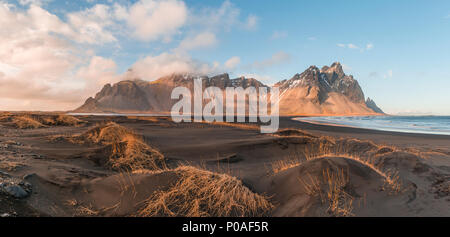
{"left": 280, "top": 116, "right": 450, "bottom": 152}
{"left": 283, "top": 116, "right": 450, "bottom": 138}
{"left": 292, "top": 116, "right": 450, "bottom": 137}
{"left": 69, "top": 112, "right": 450, "bottom": 139}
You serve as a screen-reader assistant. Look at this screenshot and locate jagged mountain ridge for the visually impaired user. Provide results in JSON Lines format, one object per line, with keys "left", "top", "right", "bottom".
{"left": 76, "top": 73, "right": 267, "bottom": 113}
{"left": 365, "top": 97, "right": 384, "bottom": 114}
{"left": 74, "top": 62, "right": 383, "bottom": 115}
{"left": 275, "top": 62, "right": 377, "bottom": 115}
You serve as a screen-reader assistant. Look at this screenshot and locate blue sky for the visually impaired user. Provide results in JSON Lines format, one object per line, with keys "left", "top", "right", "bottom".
{"left": 1, "top": 0, "right": 450, "bottom": 114}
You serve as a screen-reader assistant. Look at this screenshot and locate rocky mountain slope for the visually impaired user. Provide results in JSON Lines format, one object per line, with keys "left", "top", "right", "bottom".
{"left": 74, "top": 62, "right": 383, "bottom": 115}
{"left": 365, "top": 97, "right": 384, "bottom": 114}
{"left": 275, "top": 62, "right": 379, "bottom": 115}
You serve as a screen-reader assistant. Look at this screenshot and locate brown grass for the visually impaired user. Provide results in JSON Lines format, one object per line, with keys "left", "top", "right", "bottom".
{"left": 273, "top": 153, "right": 402, "bottom": 194}
{"left": 0, "top": 160, "right": 26, "bottom": 171}
{"left": 269, "top": 135, "right": 403, "bottom": 195}
{"left": 12, "top": 115, "right": 46, "bottom": 129}
{"left": 0, "top": 113, "right": 85, "bottom": 128}
{"left": 109, "top": 135, "right": 166, "bottom": 171}
{"left": 54, "top": 114, "right": 85, "bottom": 126}
{"left": 271, "top": 157, "right": 303, "bottom": 174}
{"left": 298, "top": 168, "right": 354, "bottom": 217}
{"left": 72, "top": 122, "right": 166, "bottom": 171}
{"left": 126, "top": 116, "right": 160, "bottom": 123}
{"left": 201, "top": 121, "right": 260, "bottom": 131}
{"left": 137, "top": 166, "right": 273, "bottom": 217}
{"left": 322, "top": 168, "right": 354, "bottom": 216}
{"left": 274, "top": 128, "right": 316, "bottom": 138}
{"left": 76, "top": 122, "right": 131, "bottom": 144}
{"left": 75, "top": 204, "right": 100, "bottom": 216}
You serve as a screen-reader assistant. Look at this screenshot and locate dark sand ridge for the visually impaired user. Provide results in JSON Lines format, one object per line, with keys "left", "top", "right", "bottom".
{"left": 0, "top": 113, "right": 449, "bottom": 216}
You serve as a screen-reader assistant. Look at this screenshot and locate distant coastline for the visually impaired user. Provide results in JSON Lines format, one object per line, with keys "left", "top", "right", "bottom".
{"left": 294, "top": 115, "right": 450, "bottom": 136}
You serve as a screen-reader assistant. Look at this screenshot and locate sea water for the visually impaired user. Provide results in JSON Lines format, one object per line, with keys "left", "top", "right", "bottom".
{"left": 294, "top": 116, "right": 450, "bottom": 136}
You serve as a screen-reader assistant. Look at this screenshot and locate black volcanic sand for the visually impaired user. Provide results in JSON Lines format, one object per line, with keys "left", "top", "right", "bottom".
{"left": 0, "top": 115, "right": 449, "bottom": 217}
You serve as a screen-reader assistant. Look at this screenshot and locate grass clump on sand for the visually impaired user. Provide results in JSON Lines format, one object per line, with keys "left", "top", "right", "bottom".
{"left": 38, "top": 114, "right": 85, "bottom": 126}
{"left": 0, "top": 113, "right": 85, "bottom": 128}
{"left": 78, "top": 122, "right": 131, "bottom": 144}
{"left": 137, "top": 166, "right": 273, "bottom": 217}
{"left": 53, "top": 114, "right": 85, "bottom": 126}
{"left": 299, "top": 168, "right": 354, "bottom": 217}
{"left": 12, "top": 115, "right": 46, "bottom": 129}
{"left": 109, "top": 135, "right": 166, "bottom": 171}
{"left": 74, "top": 122, "right": 166, "bottom": 171}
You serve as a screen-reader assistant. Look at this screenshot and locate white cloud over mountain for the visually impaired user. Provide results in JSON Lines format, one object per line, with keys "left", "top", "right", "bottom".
{"left": 0, "top": 0, "right": 259, "bottom": 110}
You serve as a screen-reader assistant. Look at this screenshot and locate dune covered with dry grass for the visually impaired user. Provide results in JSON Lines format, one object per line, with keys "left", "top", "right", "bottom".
{"left": 71, "top": 122, "right": 166, "bottom": 171}
{"left": 136, "top": 166, "right": 273, "bottom": 217}
{"left": 72, "top": 165, "right": 273, "bottom": 217}
{"left": 266, "top": 155, "right": 404, "bottom": 217}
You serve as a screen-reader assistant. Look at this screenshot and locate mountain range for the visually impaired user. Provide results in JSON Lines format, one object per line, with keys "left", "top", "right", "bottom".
{"left": 74, "top": 62, "right": 383, "bottom": 116}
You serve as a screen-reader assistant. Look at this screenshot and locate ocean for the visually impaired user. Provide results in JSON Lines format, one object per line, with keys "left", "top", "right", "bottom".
{"left": 294, "top": 116, "right": 450, "bottom": 136}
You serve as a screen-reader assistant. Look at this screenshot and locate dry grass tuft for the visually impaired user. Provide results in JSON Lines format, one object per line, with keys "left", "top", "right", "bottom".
{"left": 270, "top": 136, "right": 403, "bottom": 195}
{"left": 0, "top": 160, "right": 26, "bottom": 171}
{"left": 202, "top": 121, "right": 260, "bottom": 131}
{"left": 126, "top": 116, "right": 160, "bottom": 123}
{"left": 322, "top": 168, "right": 354, "bottom": 217}
{"left": 76, "top": 204, "right": 99, "bottom": 216}
{"left": 72, "top": 122, "right": 166, "bottom": 171}
{"left": 0, "top": 113, "right": 85, "bottom": 128}
{"left": 271, "top": 157, "right": 304, "bottom": 174}
{"left": 298, "top": 168, "right": 354, "bottom": 217}
{"left": 12, "top": 115, "right": 46, "bottom": 129}
{"left": 109, "top": 135, "right": 166, "bottom": 171}
{"left": 274, "top": 128, "right": 316, "bottom": 138}
{"left": 298, "top": 173, "right": 321, "bottom": 196}
{"left": 77, "top": 122, "right": 131, "bottom": 144}
{"left": 279, "top": 136, "right": 403, "bottom": 194}
{"left": 137, "top": 166, "right": 273, "bottom": 217}
{"left": 54, "top": 114, "right": 85, "bottom": 126}
{"left": 382, "top": 170, "right": 402, "bottom": 194}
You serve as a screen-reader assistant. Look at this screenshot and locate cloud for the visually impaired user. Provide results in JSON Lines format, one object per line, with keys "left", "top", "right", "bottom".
{"left": 369, "top": 72, "right": 379, "bottom": 78}
{"left": 239, "top": 73, "right": 273, "bottom": 84}
{"left": 66, "top": 4, "right": 118, "bottom": 44}
{"left": 248, "top": 51, "right": 291, "bottom": 70}
{"left": 0, "top": 3, "right": 126, "bottom": 110}
{"left": 189, "top": 0, "right": 256, "bottom": 32}
{"left": 270, "top": 30, "right": 287, "bottom": 40}
{"left": 130, "top": 52, "right": 220, "bottom": 81}
{"left": 0, "top": 0, "right": 260, "bottom": 110}
{"left": 369, "top": 70, "right": 392, "bottom": 79}
{"left": 337, "top": 42, "right": 374, "bottom": 52}
{"left": 126, "top": 0, "right": 188, "bottom": 42}
{"left": 342, "top": 64, "right": 352, "bottom": 71}
{"left": 18, "top": 0, "right": 50, "bottom": 6}
{"left": 176, "top": 32, "right": 217, "bottom": 52}
{"left": 383, "top": 69, "right": 393, "bottom": 78}
{"left": 348, "top": 44, "right": 359, "bottom": 49}
{"left": 244, "top": 14, "right": 258, "bottom": 30}
{"left": 337, "top": 43, "right": 358, "bottom": 49}
{"left": 76, "top": 56, "right": 121, "bottom": 90}
{"left": 224, "top": 56, "right": 241, "bottom": 70}
{"left": 307, "top": 36, "right": 316, "bottom": 41}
